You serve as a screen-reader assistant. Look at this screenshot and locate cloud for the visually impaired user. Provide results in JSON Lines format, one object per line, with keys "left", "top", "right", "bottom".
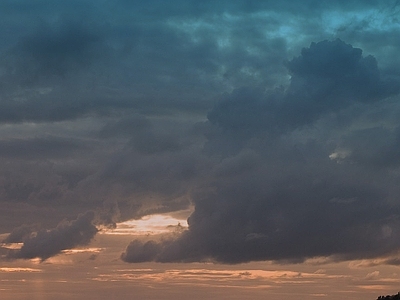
{"left": 122, "top": 39, "right": 400, "bottom": 264}
{"left": 284, "top": 39, "right": 398, "bottom": 114}
{"left": 0, "top": 0, "right": 293, "bottom": 123}
{"left": 10, "top": 22, "right": 104, "bottom": 79}
{"left": 121, "top": 240, "right": 165, "bottom": 263}
{"left": 336, "top": 126, "right": 400, "bottom": 168}
{"left": 0, "top": 136, "right": 86, "bottom": 159}
{"left": 1, "top": 2, "right": 396, "bottom": 125}
{"left": 95, "top": 201, "right": 121, "bottom": 229}
{"left": 100, "top": 115, "right": 183, "bottom": 155}
{"left": 208, "top": 39, "right": 399, "bottom": 140}
{"left": 6, "top": 211, "right": 98, "bottom": 261}
{"left": 1, "top": 0, "right": 400, "bottom": 268}
{"left": 2, "top": 223, "right": 38, "bottom": 243}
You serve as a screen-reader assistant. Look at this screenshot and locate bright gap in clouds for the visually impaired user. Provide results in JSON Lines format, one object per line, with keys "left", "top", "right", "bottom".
{"left": 104, "top": 213, "right": 189, "bottom": 235}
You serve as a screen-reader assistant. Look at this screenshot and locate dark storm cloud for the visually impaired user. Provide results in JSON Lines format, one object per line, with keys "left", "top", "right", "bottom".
{"left": 6, "top": 211, "right": 98, "bottom": 261}
{"left": 0, "top": 0, "right": 294, "bottom": 122}
{"left": 100, "top": 116, "right": 182, "bottom": 154}
{"left": 0, "top": 0, "right": 395, "bottom": 123}
{"left": 93, "top": 145, "right": 201, "bottom": 220}
{"left": 122, "top": 39, "right": 400, "bottom": 264}
{"left": 96, "top": 201, "right": 121, "bottom": 229}
{"left": 2, "top": 224, "right": 39, "bottom": 243}
{"left": 155, "top": 169, "right": 400, "bottom": 263}
{"left": 0, "top": 136, "right": 86, "bottom": 159}
{"left": 338, "top": 126, "right": 400, "bottom": 168}
{"left": 0, "top": 0, "right": 110, "bottom": 80}
{"left": 123, "top": 154, "right": 400, "bottom": 263}
{"left": 208, "top": 39, "right": 399, "bottom": 139}
{"left": 11, "top": 23, "right": 103, "bottom": 79}
{"left": 2, "top": 197, "right": 154, "bottom": 262}
{"left": 121, "top": 240, "right": 165, "bottom": 263}
{"left": 0, "top": 2, "right": 128, "bottom": 123}
{"left": 1, "top": 0, "right": 400, "bottom": 266}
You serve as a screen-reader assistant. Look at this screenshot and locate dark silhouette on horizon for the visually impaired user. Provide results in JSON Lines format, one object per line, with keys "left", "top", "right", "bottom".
{"left": 377, "top": 292, "right": 400, "bottom": 300}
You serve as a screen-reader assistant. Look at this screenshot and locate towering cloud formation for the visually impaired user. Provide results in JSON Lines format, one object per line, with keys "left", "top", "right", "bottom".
{"left": 208, "top": 39, "right": 398, "bottom": 138}
{"left": 122, "top": 40, "right": 400, "bottom": 264}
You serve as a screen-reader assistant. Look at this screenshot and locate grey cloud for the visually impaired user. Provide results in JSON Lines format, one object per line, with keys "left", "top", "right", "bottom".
{"left": 6, "top": 211, "right": 98, "bottom": 260}
{"left": 1, "top": 0, "right": 400, "bottom": 267}
{"left": 95, "top": 201, "right": 121, "bottom": 229}
{"left": 121, "top": 240, "right": 165, "bottom": 263}
{"left": 128, "top": 131, "right": 182, "bottom": 155}
{"left": 0, "top": 0, "right": 294, "bottom": 123}
{"left": 337, "top": 126, "right": 400, "bottom": 168}
{"left": 3, "top": 0, "right": 392, "bottom": 124}
{"left": 166, "top": 173, "right": 399, "bottom": 263}
{"left": 0, "top": 7, "right": 111, "bottom": 87}
{"left": 0, "top": 162, "right": 68, "bottom": 205}
{"left": 123, "top": 152, "right": 400, "bottom": 263}
{"left": 122, "top": 39, "right": 400, "bottom": 264}
{"left": 0, "top": 9, "right": 126, "bottom": 123}
{"left": 98, "top": 116, "right": 151, "bottom": 139}
{"left": 108, "top": 0, "right": 392, "bottom": 17}
{"left": 208, "top": 39, "right": 399, "bottom": 142}
{"left": 2, "top": 224, "right": 39, "bottom": 243}
{"left": 285, "top": 39, "right": 394, "bottom": 102}
{"left": 0, "top": 136, "right": 86, "bottom": 159}
{"left": 0, "top": 115, "right": 201, "bottom": 230}
{"left": 382, "top": 256, "right": 400, "bottom": 266}
{"left": 0, "top": 134, "right": 101, "bottom": 212}
{"left": 100, "top": 116, "right": 183, "bottom": 154}
{"left": 95, "top": 147, "right": 201, "bottom": 218}
{"left": 13, "top": 23, "right": 103, "bottom": 78}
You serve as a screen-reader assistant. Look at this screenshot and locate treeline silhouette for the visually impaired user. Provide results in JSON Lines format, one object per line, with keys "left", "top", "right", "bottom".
{"left": 377, "top": 292, "right": 400, "bottom": 300}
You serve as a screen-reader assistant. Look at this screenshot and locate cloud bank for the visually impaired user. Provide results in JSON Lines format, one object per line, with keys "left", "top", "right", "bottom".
{"left": 1, "top": 0, "right": 400, "bottom": 264}
{"left": 122, "top": 40, "right": 400, "bottom": 264}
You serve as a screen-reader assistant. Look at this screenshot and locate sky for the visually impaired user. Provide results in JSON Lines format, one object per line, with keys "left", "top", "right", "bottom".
{"left": 1, "top": 0, "right": 400, "bottom": 299}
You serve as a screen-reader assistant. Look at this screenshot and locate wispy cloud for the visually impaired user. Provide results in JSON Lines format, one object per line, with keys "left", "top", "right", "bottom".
{"left": 0, "top": 267, "right": 41, "bottom": 273}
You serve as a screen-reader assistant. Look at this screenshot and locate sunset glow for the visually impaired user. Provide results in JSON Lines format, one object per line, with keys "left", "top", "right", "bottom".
{"left": 105, "top": 214, "right": 189, "bottom": 235}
